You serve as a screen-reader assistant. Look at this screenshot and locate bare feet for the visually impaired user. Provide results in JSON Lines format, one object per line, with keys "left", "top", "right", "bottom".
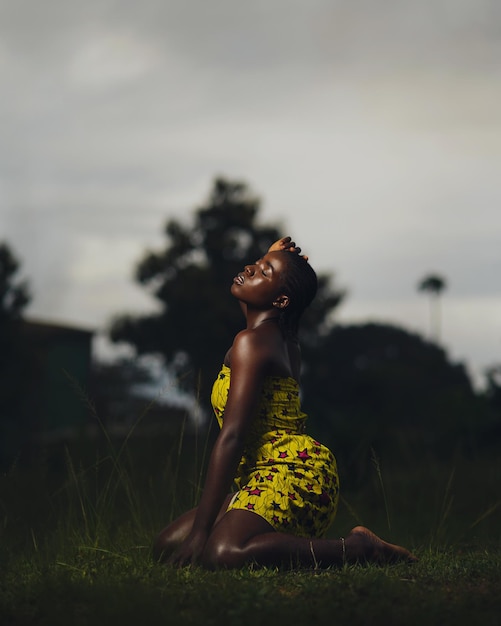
{"left": 344, "top": 526, "right": 418, "bottom": 565}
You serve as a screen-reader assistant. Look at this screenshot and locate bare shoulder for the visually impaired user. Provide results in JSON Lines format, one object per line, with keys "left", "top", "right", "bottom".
{"left": 232, "top": 328, "right": 272, "bottom": 356}
{"left": 229, "top": 328, "right": 275, "bottom": 371}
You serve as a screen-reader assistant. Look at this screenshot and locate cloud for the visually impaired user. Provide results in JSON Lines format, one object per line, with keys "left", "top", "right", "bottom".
{"left": 67, "top": 31, "right": 161, "bottom": 91}
{"left": 0, "top": 0, "right": 499, "bottom": 385}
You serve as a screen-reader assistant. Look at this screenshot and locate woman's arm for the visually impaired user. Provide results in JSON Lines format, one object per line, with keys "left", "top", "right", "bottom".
{"left": 168, "top": 329, "right": 270, "bottom": 566}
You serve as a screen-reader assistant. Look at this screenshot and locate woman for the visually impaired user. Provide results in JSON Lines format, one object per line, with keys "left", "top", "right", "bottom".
{"left": 154, "top": 237, "right": 416, "bottom": 568}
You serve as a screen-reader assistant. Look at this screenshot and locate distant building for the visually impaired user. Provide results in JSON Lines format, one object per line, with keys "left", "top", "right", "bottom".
{"left": 22, "top": 319, "right": 93, "bottom": 442}
{"left": 18, "top": 319, "right": 195, "bottom": 449}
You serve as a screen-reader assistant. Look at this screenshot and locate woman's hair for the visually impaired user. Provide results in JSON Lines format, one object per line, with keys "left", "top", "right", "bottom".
{"left": 277, "top": 251, "right": 318, "bottom": 340}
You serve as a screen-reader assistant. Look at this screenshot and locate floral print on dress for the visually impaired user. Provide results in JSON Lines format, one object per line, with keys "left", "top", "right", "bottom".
{"left": 211, "top": 364, "right": 339, "bottom": 538}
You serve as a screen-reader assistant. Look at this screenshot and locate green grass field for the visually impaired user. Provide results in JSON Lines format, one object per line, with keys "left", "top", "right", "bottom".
{"left": 1, "top": 426, "right": 500, "bottom": 626}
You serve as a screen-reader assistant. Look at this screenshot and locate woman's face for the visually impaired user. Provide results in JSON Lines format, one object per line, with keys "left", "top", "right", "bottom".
{"left": 231, "top": 251, "right": 289, "bottom": 310}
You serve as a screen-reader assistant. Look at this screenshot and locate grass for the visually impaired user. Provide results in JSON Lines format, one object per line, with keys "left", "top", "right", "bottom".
{"left": 2, "top": 544, "right": 501, "bottom": 626}
{"left": 1, "top": 405, "right": 500, "bottom": 626}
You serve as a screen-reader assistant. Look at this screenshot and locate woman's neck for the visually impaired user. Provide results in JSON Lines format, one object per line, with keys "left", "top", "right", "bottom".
{"left": 246, "top": 311, "right": 280, "bottom": 330}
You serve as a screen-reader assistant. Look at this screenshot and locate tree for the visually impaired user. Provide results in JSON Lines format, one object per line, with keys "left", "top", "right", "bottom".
{"left": 301, "top": 322, "right": 479, "bottom": 484}
{"left": 418, "top": 273, "right": 447, "bottom": 342}
{"left": 0, "top": 242, "right": 31, "bottom": 467}
{"left": 482, "top": 364, "right": 501, "bottom": 446}
{"left": 110, "top": 177, "right": 345, "bottom": 406}
{"left": 0, "top": 242, "right": 30, "bottom": 323}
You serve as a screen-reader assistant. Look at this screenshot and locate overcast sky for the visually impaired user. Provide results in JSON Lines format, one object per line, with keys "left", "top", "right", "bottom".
{"left": 1, "top": 0, "right": 500, "bottom": 387}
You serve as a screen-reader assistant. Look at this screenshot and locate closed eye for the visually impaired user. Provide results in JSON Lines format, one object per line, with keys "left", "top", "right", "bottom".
{"left": 262, "top": 261, "right": 274, "bottom": 277}
{"left": 255, "top": 258, "right": 273, "bottom": 276}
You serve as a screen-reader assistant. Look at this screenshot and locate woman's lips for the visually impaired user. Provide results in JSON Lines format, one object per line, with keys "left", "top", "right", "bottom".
{"left": 233, "top": 273, "right": 244, "bottom": 285}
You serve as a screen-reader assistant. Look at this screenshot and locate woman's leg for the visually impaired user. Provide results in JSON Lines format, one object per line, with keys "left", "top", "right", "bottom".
{"left": 153, "top": 494, "right": 234, "bottom": 563}
{"left": 202, "top": 510, "right": 417, "bottom": 569}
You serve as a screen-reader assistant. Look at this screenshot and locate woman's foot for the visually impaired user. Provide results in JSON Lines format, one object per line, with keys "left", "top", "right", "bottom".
{"left": 344, "top": 526, "right": 418, "bottom": 564}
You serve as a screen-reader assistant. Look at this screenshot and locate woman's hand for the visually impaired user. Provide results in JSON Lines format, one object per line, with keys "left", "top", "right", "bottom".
{"left": 268, "top": 236, "right": 308, "bottom": 260}
{"left": 167, "top": 528, "right": 209, "bottom": 568}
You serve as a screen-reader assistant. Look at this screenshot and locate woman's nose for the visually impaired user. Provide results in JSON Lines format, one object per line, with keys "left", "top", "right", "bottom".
{"left": 245, "top": 265, "right": 254, "bottom": 276}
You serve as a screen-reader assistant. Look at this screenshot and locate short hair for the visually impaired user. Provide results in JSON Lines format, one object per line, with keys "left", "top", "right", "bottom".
{"left": 277, "top": 251, "right": 318, "bottom": 340}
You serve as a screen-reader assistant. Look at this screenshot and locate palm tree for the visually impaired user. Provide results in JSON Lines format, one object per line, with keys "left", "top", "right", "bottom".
{"left": 418, "top": 274, "right": 447, "bottom": 342}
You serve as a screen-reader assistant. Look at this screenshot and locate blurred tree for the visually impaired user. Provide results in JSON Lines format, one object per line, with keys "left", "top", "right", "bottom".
{"left": 0, "top": 242, "right": 31, "bottom": 468}
{"left": 482, "top": 364, "right": 501, "bottom": 446}
{"left": 485, "top": 365, "right": 501, "bottom": 410}
{"left": 418, "top": 273, "right": 447, "bottom": 342}
{"left": 301, "top": 322, "right": 480, "bottom": 484}
{"left": 0, "top": 242, "right": 30, "bottom": 322}
{"left": 109, "top": 177, "right": 345, "bottom": 406}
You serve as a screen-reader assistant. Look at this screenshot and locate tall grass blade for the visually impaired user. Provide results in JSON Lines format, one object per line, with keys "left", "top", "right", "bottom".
{"left": 371, "top": 447, "right": 391, "bottom": 531}
{"left": 431, "top": 466, "right": 455, "bottom": 547}
{"left": 169, "top": 410, "right": 187, "bottom": 522}
{"left": 340, "top": 495, "right": 364, "bottom": 526}
{"left": 64, "top": 446, "right": 91, "bottom": 541}
{"left": 469, "top": 500, "right": 501, "bottom": 530}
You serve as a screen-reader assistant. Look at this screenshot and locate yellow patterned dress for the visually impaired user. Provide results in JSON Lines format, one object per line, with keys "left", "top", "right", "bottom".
{"left": 211, "top": 364, "right": 339, "bottom": 538}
